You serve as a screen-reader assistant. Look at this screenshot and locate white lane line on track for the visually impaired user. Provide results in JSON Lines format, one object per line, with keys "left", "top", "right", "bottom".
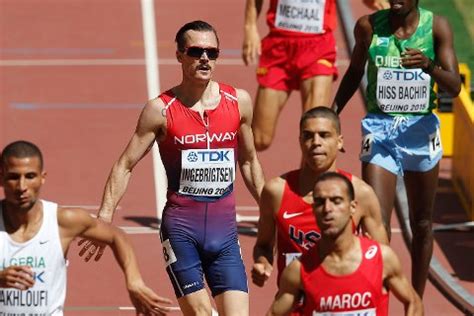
{"left": 140, "top": 0, "right": 167, "bottom": 224}
{"left": 66, "top": 305, "right": 219, "bottom": 314}
{"left": 65, "top": 305, "right": 182, "bottom": 311}
{"left": 0, "top": 58, "right": 350, "bottom": 67}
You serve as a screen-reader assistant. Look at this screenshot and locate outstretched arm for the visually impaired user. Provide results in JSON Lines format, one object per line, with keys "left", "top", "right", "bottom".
{"left": 252, "top": 178, "right": 284, "bottom": 287}
{"left": 266, "top": 259, "right": 303, "bottom": 316}
{"left": 242, "top": 0, "right": 264, "bottom": 65}
{"left": 60, "top": 208, "right": 172, "bottom": 315}
{"left": 237, "top": 88, "right": 265, "bottom": 202}
{"left": 78, "top": 98, "right": 166, "bottom": 262}
{"left": 333, "top": 15, "right": 372, "bottom": 114}
{"left": 99, "top": 98, "right": 166, "bottom": 222}
{"left": 382, "top": 245, "right": 424, "bottom": 316}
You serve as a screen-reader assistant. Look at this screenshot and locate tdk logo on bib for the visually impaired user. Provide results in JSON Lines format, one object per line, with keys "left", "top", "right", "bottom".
{"left": 186, "top": 150, "right": 232, "bottom": 163}
{"left": 390, "top": 69, "right": 427, "bottom": 81}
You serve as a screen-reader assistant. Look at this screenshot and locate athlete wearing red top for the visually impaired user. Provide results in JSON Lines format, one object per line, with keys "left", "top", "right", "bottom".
{"left": 266, "top": 0, "right": 337, "bottom": 37}
{"left": 267, "top": 172, "right": 422, "bottom": 316}
{"left": 242, "top": 0, "right": 388, "bottom": 151}
{"left": 158, "top": 83, "right": 240, "bottom": 197}
{"left": 252, "top": 108, "right": 388, "bottom": 314}
{"left": 79, "top": 21, "right": 264, "bottom": 316}
{"left": 275, "top": 169, "right": 353, "bottom": 282}
{"left": 301, "top": 237, "right": 385, "bottom": 315}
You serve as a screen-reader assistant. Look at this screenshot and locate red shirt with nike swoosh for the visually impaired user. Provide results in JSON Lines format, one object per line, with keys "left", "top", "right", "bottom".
{"left": 275, "top": 169, "right": 353, "bottom": 284}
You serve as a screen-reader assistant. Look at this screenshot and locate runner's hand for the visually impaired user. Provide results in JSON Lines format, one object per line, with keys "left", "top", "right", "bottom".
{"left": 127, "top": 280, "right": 173, "bottom": 315}
{"left": 251, "top": 262, "right": 272, "bottom": 287}
{"left": 77, "top": 212, "right": 110, "bottom": 262}
{"left": 78, "top": 238, "right": 107, "bottom": 262}
{"left": 0, "top": 266, "right": 35, "bottom": 290}
{"left": 401, "top": 48, "right": 431, "bottom": 70}
{"left": 242, "top": 26, "right": 261, "bottom": 66}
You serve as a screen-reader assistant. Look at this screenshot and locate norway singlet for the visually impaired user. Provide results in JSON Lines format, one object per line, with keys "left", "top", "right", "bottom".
{"left": 266, "top": 0, "right": 337, "bottom": 36}
{"left": 301, "top": 237, "right": 387, "bottom": 316}
{"left": 276, "top": 169, "right": 353, "bottom": 282}
{"left": 157, "top": 83, "right": 248, "bottom": 298}
{"left": 366, "top": 8, "right": 436, "bottom": 115}
{"left": 158, "top": 82, "right": 240, "bottom": 200}
{"left": 0, "top": 200, "right": 67, "bottom": 315}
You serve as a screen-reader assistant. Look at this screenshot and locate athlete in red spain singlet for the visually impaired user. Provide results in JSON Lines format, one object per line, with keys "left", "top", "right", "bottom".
{"left": 252, "top": 108, "right": 387, "bottom": 315}
{"left": 242, "top": 0, "right": 388, "bottom": 151}
{"left": 267, "top": 172, "right": 423, "bottom": 316}
{"left": 79, "top": 21, "right": 264, "bottom": 316}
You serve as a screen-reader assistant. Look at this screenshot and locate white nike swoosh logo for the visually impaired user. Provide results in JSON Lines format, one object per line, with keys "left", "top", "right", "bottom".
{"left": 283, "top": 211, "right": 304, "bottom": 219}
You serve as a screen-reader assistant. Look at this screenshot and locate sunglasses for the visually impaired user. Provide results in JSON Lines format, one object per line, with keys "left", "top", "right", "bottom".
{"left": 183, "top": 46, "right": 220, "bottom": 60}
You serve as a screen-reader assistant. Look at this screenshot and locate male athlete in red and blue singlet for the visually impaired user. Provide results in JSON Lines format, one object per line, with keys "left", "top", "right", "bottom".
{"left": 252, "top": 107, "right": 388, "bottom": 315}
{"left": 79, "top": 21, "right": 264, "bottom": 316}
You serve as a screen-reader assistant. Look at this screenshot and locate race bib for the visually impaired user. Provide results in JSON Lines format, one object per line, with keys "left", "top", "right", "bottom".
{"left": 162, "top": 239, "right": 177, "bottom": 267}
{"left": 284, "top": 252, "right": 302, "bottom": 266}
{"left": 275, "top": 0, "right": 326, "bottom": 34}
{"left": 376, "top": 67, "right": 431, "bottom": 113}
{"left": 312, "top": 308, "right": 376, "bottom": 316}
{"left": 429, "top": 128, "right": 442, "bottom": 159}
{"left": 360, "top": 133, "right": 374, "bottom": 158}
{"left": 179, "top": 148, "right": 235, "bottom": 197}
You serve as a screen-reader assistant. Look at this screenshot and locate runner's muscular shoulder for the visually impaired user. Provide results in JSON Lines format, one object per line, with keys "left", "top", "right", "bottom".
{"left": 236, "top": 88, "right": 253, "bottom": 124}
{"left": 354, "top": 15, "right": 374, "bottom": 49}
{"left": 261, "top": 176, "right": 286, "bottom": 216}
{"left": 139, "top": 97, "right": 167, "bottom": 142}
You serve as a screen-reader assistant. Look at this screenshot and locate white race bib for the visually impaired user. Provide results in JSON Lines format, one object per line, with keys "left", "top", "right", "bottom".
{"left": 429, "top": 128, "right": 442, "bottom": 159}
{"left": 179, "top": 148, "right": 235, "bottom": 197}
{"left": 284, "top": 252, "right": 302, "bottom": 266}
{"left": 312, "top": 308, "right": 376, "bottom": 316}
{"left": 275, "top": 0, "right": 326, "bottom": 34}
{"left": 376, "top": 67, "right": 431, "bottom": 113}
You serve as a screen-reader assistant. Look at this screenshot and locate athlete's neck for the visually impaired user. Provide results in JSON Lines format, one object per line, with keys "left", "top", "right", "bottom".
{"left": 389, "top": 7, "right": 420, "bottom": 39}
{"left": 2, "top": 199, "right": 43, "bottom": 236}
{"left": 298, "top": 163, "right": 337, "bottom": 195}
{"left": 174, "top": 80, "right": 218, "bottom": 110}
{"left": 319, "top": 227, "right": 357, "bottom": 260}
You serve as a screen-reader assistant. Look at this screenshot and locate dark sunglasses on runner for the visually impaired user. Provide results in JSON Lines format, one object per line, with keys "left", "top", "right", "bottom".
{"left": 184, "top": 46, "right": 220, "bottom": 60}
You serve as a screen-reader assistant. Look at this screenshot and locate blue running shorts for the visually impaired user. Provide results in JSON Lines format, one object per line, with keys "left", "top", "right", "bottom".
{"left": 359, "top": 113, "right": 442, "bottom": 175}
{"left": 159, "top": 192, "right": 248, "bottom": 298}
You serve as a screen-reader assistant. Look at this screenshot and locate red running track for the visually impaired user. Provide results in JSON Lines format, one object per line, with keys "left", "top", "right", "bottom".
{"left": 0, "top": 0, "right": 469, "bottom": 314}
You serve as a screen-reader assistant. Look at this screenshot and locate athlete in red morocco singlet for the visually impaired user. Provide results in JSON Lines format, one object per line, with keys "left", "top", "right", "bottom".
{"left": 267, "top": 172, "right": 423, "bottom": 316}
{"left": 79, "top": 21, "right": 264, "bottom": 316}
{"left": 252, "top": 108, "right": 388, "bottom": 315}
{"left": 242, "top": 0, "right": 388, "bottom": 151}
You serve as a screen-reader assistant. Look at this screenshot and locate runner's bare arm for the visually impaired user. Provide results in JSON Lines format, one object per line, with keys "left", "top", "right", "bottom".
{"left": 353, "top": 176, "right": 389, "bottom": 244}
{"left": 59, "top": 208, "right": 173, "bottom": 315}
{"left": 381, "top": 245, "right": 424, "bottom": 316}
{"left": 99, "top": 98, "right": 167, "bottom": 222}
{"left": 242, "top": 0, "right": 264, "bottom": 65}
{"left": 237, "top": 88, "right": 265, "bottom": 202}
{"left": 266, "top": 259, "right": 303, "bottom": 316}
{"left": 333, "top": 15, "right": 372, "bottom": 114}
{"left": 252, "top": 177, "right": 284, "bottom": 286}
